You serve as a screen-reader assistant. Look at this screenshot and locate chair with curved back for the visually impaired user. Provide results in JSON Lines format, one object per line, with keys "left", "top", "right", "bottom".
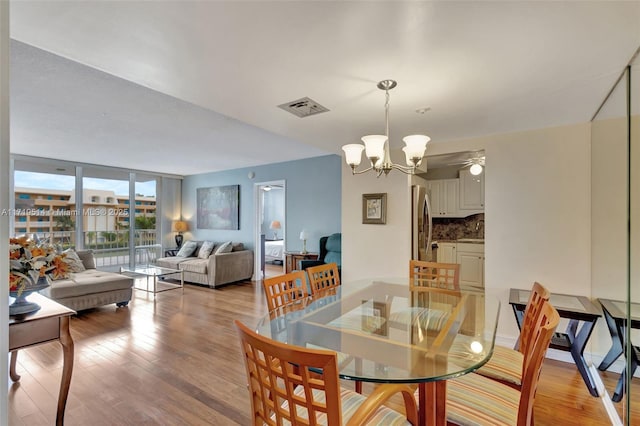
{"left": 473, "top": 281, "right": 551, "bottom": 389}
{"left": 441, "top": 299, "right": 559, "bottom": 426}
{"left": 300, "top": 233, "right": 341, "bottom": 276}
{"left": 234, "top": 320, "right": 418, "bottom": 426}
{"left": 409, "top": 260, "right": 460, "bottom": 291}
{"left": 306, "top": 262, "right": 341, "bottom": 295}
{"left": 263, "top": 271, "right": 308, "bottom": 312}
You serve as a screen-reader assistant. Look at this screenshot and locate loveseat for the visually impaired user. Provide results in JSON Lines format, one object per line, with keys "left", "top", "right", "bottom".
{"left": 155, "top": 240, "right": 254, "bottom": 288}
{"left": 41, "top": 250, "right": 134, "bottom": 311}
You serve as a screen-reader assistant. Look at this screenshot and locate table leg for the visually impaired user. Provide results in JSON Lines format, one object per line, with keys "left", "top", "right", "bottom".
{"left": 566, "top": 319, "right": 600, "bottom": 397}
{"left": 9, "top": 350, "right": 21, "bottom": 382}
{"left": 56, "top": 316, "right": 74, "bottom": 426}
{"left": 511, "top": 305, "right": 525, "bottom": 350}
{"left": 598, "top": 307, "right": 624, "bottom": 371}
{"left": 611, "top": 326, "right": 639, "bottom": 403}
{"left": 418, "top": 382, "right": 447, "bottom": 426}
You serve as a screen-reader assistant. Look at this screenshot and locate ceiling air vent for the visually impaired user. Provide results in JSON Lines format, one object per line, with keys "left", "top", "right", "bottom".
{"left": 278, "top": 97, "right": 329, "bottom": 118}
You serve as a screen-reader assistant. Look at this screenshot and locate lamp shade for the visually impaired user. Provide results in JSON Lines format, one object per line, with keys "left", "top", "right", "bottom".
{"left": 299, "top": 230, "right": 308, "bottom": 240}
{"left": 361, "top": 135, "right": 387, "bottom": 161}
{"left": 270, "top": 220, "right": 281, "bottom": 230}
{"left": 342, "top": 144, "right": 365, "bottom": 166}
{"left": 470, "top": 164, "right": 483, "bottom": 175}
{"left": 173, "top": 221, "right": 188, "bottom": 233}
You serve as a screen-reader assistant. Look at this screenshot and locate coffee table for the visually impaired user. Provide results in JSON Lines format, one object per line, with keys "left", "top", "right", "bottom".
{"left": 120, "top": 265, "right": 184, "bottom": 295}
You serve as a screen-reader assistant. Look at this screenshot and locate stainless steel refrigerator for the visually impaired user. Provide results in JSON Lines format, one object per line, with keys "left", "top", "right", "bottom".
{"left": 411, "top": 185, "right": 435, "bottom": 261}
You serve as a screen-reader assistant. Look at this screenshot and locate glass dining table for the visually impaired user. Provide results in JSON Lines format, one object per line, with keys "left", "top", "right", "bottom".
{"left": 255, "top": 278, "right": 501, "bottom": 425}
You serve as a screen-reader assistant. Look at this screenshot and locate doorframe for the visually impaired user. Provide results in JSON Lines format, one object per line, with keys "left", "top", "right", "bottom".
{"left": 253, "top": 179, "right": 286, "bottom": 279}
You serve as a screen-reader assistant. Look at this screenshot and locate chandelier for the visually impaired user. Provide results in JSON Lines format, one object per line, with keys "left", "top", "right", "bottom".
{"left": 342, "top": 80, "right": 430, "bottom": 176}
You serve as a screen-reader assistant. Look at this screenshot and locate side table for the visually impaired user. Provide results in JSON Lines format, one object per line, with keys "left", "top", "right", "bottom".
{"left": 284, "top": 251, "right": 319, "bottom": 273}
{"left": 509, "top": 288, "right": 601, "bottom": 397}
{"left": 9, "top": 293, "right": 76, "bottom": 425}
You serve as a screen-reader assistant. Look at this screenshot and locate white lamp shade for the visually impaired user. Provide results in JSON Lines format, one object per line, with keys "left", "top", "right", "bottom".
{"left": 402, "top": 146, "right": 422, "bottom": 166}
{"left": 402, "top": 134, "right": 430, "bottom": 152}
{"left": 342, "top": 144, "right": 364, "bottom": 166}
{"left": 361, "top": 135, "right": 387, "bottom": 161}
{"left": 470, "top": 163, "right": 483, "bottom": 175}
{"left": 299, "top": 230, "right": 308, "bottom": 240}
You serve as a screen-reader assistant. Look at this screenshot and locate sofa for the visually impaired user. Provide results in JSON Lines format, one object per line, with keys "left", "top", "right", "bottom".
{"left": 41, "top": 250, "right": 134, "bottom": 311}
{"left": 155, "top": 240, "right": 254, "bottom": 288}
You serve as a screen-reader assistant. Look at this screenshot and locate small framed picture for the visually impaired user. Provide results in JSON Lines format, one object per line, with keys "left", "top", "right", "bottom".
{"left": 362, "top": 193, "right": 387, "bottom": 224}
{"left": 361, "top": 300, "right": 389, "bottom": 336}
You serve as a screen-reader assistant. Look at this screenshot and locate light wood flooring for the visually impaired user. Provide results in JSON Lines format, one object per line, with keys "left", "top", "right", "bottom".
{"left": 7, "top": 278, "right": 638, "bottom": 425}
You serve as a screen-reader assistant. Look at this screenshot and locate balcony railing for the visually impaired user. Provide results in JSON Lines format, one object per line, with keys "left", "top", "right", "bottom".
{"left": 27, "top": 229, "right": 160, "bottom": 271}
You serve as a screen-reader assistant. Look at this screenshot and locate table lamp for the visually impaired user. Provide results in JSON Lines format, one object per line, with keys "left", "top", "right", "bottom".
{"left": 270, "top": 220, "right": 281, "bottom": 239}
{"left": 299, "top": 229, "right": 308, "bottom": 254}
{"left": 173, "top": 220, "right": 188, "bottom": 248}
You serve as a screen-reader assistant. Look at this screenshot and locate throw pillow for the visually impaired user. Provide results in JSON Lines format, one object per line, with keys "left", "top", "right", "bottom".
{"left": 63, "top": 249, "right": 86, "bottom": 273}
{"left": 198, "top": 241, "right": 216, "bottom": 259}
{"left": 214, "top": 241, "right": 233, "bottom": 255}
{"left": 177, "top": 240, "right": 198, "bottom": 257}
{"left": 232, "top": 242, "right": 244, "bottom": 252}
{"left": 75, "top": 250, "right": 96, "bottom": 269}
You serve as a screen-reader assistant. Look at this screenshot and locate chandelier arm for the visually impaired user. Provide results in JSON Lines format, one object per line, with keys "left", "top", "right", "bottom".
{"left": 350, "top": 165, "right": 375, "bottom": 175}
{"left": 390, "top": 163, "right": 416, "bottom": 174}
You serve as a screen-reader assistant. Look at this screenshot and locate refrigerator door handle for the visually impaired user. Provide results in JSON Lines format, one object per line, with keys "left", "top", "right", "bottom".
{"left": 425, "top": 193, "right": 432, "bottom": 260}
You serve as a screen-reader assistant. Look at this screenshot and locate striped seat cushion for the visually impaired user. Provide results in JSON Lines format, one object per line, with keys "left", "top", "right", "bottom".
{"left": 388, "top": 307, "right": 450, "bottom": 332}
{"left": 475, "top": 345, "right": 523, "bottom": 386}
{"left": 417, "top": 373, "right": 519, "bottom": 425}
{"left": 276, "top": 387, "right": 411, "bottom": 425}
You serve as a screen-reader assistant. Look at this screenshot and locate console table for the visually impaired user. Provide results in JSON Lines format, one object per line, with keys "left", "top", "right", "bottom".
{"left": 509, "top": 288, "right": 601, "bottom": 397}
{"left": 284, "top": 251, "right": 318, "bottom": 273}
{"left": 9, "top": 293, "right": 75, "bottom": 425}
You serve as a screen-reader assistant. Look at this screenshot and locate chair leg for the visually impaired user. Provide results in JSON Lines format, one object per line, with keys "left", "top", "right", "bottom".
{"left": 356, "top": 380, "right": 362, "bottom": 394}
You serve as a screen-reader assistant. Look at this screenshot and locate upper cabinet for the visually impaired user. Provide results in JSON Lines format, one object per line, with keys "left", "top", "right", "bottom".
{"left": 459, "top": 169, "right": 485, "bottom": 212}
{"left": 427, "top": 171, "right": 484, "bottom": 218}
{"left": 428, "top": 179, "right": 459, "bottom": 217}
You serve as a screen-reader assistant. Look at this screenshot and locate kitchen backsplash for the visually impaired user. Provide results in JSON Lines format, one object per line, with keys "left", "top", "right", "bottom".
{"left": 432, "top": 213, "right": 485, "bottom": 241}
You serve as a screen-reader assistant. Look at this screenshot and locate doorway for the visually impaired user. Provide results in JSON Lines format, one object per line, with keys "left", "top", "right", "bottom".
{"left": 254, "top": 180, "right": 286, "bottom": 279}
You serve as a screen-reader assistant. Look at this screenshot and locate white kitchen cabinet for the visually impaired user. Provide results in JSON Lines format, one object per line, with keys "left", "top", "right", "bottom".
{"left": 456, "top": 243, "right": 485, "bottom": 287}
{"left": 437, "top": 242, "right": 457, "bottom": 263}
{"left": 459, "top": 169, "right": 485, "bottom": 211}
{"left": 427, "top": 179, "right": 459, "bottom": 217}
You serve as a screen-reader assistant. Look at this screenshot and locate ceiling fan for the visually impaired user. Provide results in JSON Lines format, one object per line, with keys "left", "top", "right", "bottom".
{"left": 446, "top": 152, "right": 485, "bottom": 175}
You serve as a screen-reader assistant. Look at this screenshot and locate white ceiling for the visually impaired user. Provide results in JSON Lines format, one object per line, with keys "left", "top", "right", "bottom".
{"left": 9, "top": 1, "right": 640, "bottom": 176}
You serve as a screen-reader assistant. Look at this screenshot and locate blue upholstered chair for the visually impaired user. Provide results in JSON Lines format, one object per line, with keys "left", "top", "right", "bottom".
{"left": 300, "top": 233, "right": 341, "bottom": 274}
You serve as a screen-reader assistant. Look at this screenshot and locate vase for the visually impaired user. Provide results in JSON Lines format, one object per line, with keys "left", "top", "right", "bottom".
{"left": 9, "top": 276, "right": 51, "bottom": 316}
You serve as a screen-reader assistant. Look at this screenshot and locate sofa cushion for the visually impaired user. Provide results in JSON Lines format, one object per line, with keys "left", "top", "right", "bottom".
{"left": 76, "top": 250, "right": 96, "bottom": 269}
{"left": 232, "top": 242, "right": 245, "bottom": 252}
{"left": 177, "top": 240, "right": 198, "bottom": 257}
{"left": 63, "top": 249, "right": 86, "bottom": 272}
{"left": 198, "top": 241, "right": 216, "bottom": 259}
{"left": 214, "top": 241, "right": 233, "bottom": 254}
{"left": 48, "top": 270, "right": 133, "bottom": 299}
{"left": 180, "top": 258, "right": 208, "bottom": 274}
{"left": 156, "top": 256, "right": 189, "bottom": 269}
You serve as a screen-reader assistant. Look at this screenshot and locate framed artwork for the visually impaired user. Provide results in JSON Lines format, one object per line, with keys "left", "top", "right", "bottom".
{"left": 362, "top": 193, "right": 387, "bottom": 224}
{"left": 197, "top": 185, "right": 240, "bottom": 230}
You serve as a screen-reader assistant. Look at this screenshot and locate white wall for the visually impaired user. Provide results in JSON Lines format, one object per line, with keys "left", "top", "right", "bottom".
{"left": 341, "top": 162, "right": 412, "bottom": 283}
{"left": 341, "top": 122, "right": 592, "bottom": 342}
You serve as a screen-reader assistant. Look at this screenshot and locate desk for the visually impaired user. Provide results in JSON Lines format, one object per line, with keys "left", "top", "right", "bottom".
{"left": 284, "top": 251, "right": 318, "bottom": 273}
{"left": 256, "top": 279, "right": 500, "bottom": 425}
{"left": 9, "top": 293, "right": 75, "bottom": 426}
{"left": 509, "top": 288, "right": 601, "bottom": 396}
{"left": 597, "top": 298, "right": 640, "bottom": 402}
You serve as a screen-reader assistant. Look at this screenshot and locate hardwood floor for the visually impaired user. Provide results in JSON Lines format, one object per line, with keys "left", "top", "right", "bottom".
{"left": 7, "top": 279, "right": 633, "bottom": 425}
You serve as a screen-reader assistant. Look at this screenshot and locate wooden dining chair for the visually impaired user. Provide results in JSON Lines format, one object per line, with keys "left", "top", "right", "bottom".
{"left": 473, "top": 282, "right": 551, "bottom": 389}
{"left": 409, "top": 260, "right": 460, "bottom": 291}
{"left": 263, "top": 271, "right": 308, "bottom": 312}
{"left": 234, "top": 320, "right": 418, "bottom": 426}
{"left": 306, "top": 262, "right": 341, "bottom": 295}
{"left": 439, "top": 299, "right": 560, "bottom": 426}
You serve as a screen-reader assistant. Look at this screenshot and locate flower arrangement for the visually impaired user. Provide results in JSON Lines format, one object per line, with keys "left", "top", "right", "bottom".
{"left": 9, "top": 237, "right": 70, "bottom": 296}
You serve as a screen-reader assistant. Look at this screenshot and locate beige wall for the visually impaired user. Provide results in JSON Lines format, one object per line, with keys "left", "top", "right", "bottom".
{"left": 341, "top": 122, "right": 592, "bottom": 343}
